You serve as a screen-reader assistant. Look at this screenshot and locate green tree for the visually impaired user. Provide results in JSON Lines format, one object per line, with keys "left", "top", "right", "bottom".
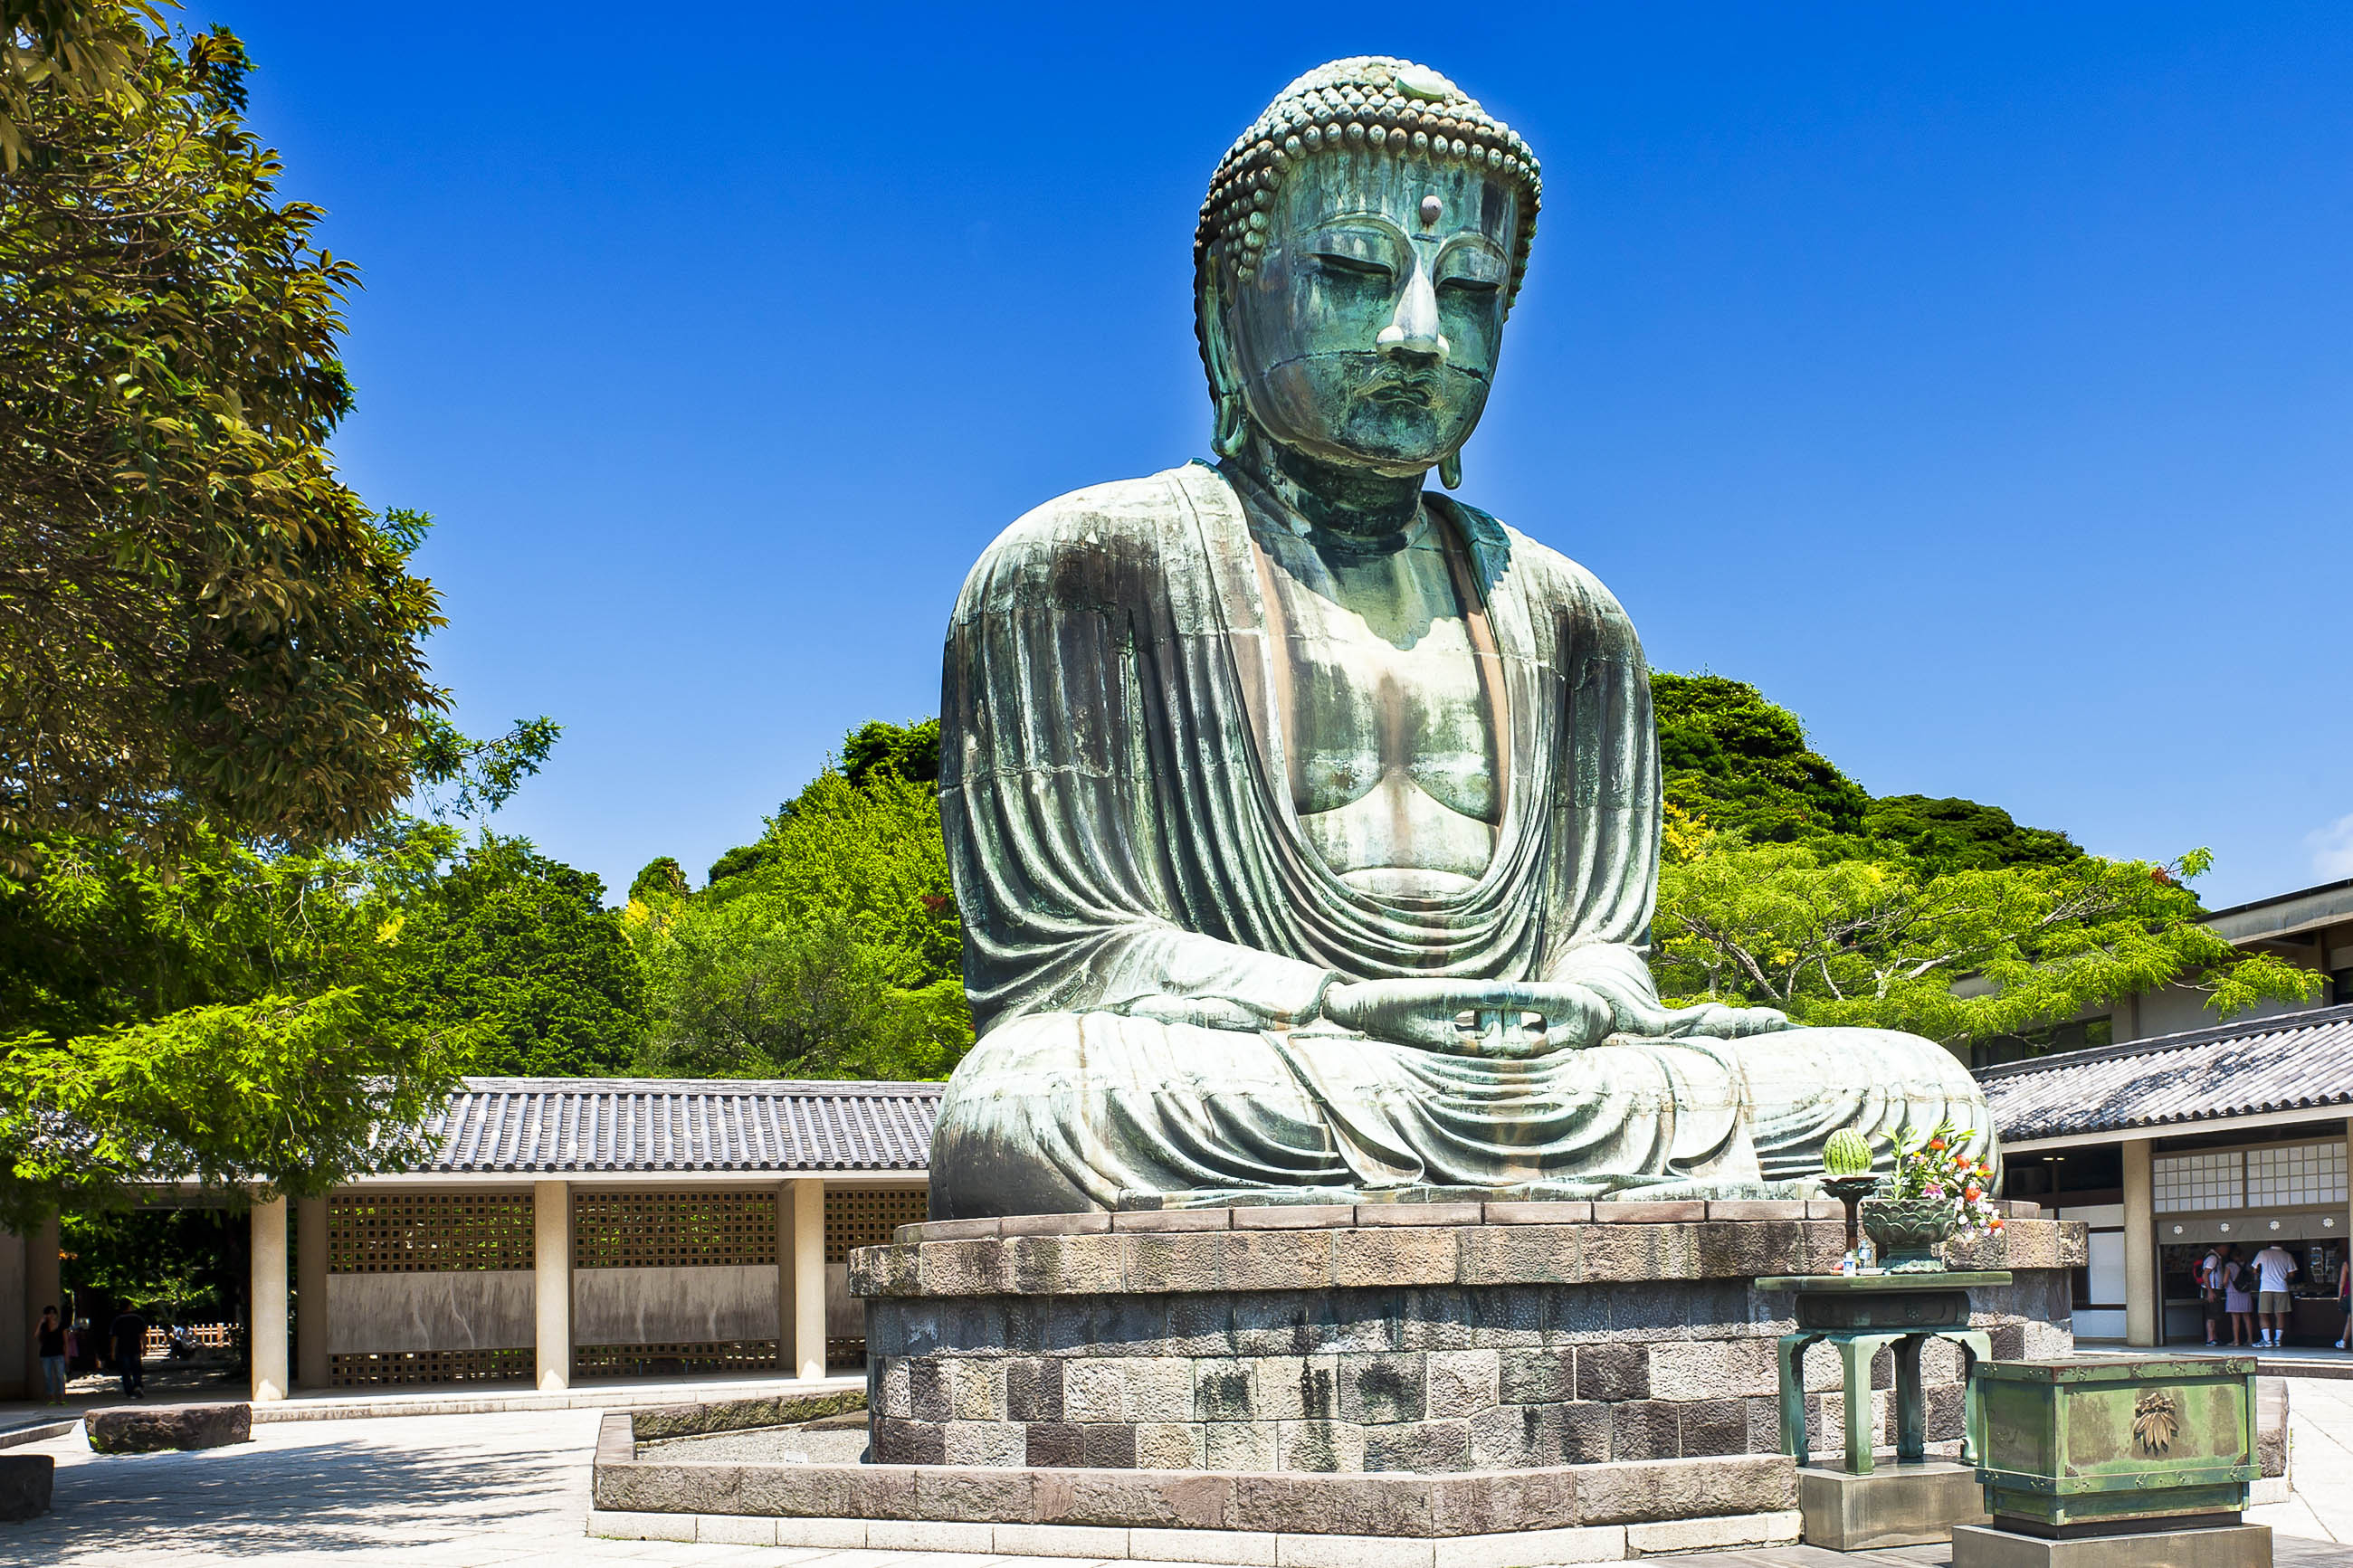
{"left": 1653, "top": 674, "right": 1869, "bottom": 844}
{"left": 627, "top": 855, "right": 688, "bottom": 904}
{"left": 1861, "top": 794, "right": 2082, "bottom": 877}
{"left": 381, "top": 836, "right": 645, "bottom": 1079}
{"left": 634, "top": 748, "right": 968, "bottom": 1082}
{"left": 2, "top": 18, "right": 443, "bottom": 858}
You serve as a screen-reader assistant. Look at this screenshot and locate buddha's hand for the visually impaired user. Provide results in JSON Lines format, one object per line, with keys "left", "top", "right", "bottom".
{"left": 1318, "top": 980, "right": 1614, "bottom": 1058}
{"left": 1615, "top": 999, "right": 1794, "bottom": 1040}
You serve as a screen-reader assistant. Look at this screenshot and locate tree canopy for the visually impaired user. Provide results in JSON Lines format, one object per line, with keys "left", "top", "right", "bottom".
{"left": 1, "top": 15, "right": 443, "bottom": 858}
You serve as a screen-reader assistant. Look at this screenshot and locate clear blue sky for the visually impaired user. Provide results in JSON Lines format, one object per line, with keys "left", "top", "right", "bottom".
{"left": 212, "top": 4, "right": 2351, "bottom": 907}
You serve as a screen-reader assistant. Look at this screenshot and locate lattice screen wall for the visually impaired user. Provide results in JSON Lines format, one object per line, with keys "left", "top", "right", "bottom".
{"left": 328, "top": 1193, "right": 535, "bottom": 1274}
{"left": 572, "top": 1190, "right": 778, "bottom": 1269}
{"left": 825, "top": 1187, "right": 929, "bottom": 1263}
{"left": 329, "top": 1348, "right": 530, "bottom": 1387}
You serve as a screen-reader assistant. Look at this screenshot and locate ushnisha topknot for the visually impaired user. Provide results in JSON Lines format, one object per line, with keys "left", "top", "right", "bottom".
{"left": 1194, "top": 56, "right": 1542, "bottom": 305}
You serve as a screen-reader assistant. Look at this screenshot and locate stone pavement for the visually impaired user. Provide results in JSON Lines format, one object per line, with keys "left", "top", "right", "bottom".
{"left": 0, "top": 1400, "right": 2348, "bottom": 1568}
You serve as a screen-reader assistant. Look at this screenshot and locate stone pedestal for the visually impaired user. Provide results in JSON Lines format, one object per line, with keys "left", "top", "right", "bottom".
{"left": 1952, "top": 1521, "right": 2272, "bottom": 1568}
{"left": 849, "top": 1202, "right": 2083, "bottom": 1473}
{"left": 1799, "top": 1460, "right": 1988, "bottom": 1550}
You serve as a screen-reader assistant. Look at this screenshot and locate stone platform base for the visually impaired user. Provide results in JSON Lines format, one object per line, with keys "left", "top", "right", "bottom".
{"left": 851, "top": 1203, "right": 2082, "bottom": 1472}
{"left": 0, "top": 1454, "right": 52, "bottom": 1522}
{"left": 1798, "top": 1460, "right": 1987, "bottom": 1549}
{"left": 587, "top": 1505, "right": 1803, "bottom": 1562}
{"left": 1953, "top": 1521, "right": 2271, "bottom": 1568}
{"left": 85, "top": 1402, "right": 252, "bottom": 1453}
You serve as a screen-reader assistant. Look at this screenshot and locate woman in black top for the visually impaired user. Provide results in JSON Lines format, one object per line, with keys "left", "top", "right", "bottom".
{"left": 35, "top": 1307, "right": 66, "bottom": 1405}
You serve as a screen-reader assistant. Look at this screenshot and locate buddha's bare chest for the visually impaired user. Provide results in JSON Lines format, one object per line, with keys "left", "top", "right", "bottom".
{"left": 1260, "top": 532, "right": 1501, "bottom": 891}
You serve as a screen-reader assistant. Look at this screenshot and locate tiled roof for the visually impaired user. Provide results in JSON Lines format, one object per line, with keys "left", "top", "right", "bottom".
{"left": 407, "top": 1078, "right": 941, "bottom": 1174}
{"left": 1980, "top": 1004, "right": 2353, "bottom": 1144}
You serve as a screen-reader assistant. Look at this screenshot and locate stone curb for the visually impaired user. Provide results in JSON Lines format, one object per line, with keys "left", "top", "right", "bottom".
{"left": 593, "top": 1411, "right": 1802, "bottom": 1536}
{"left": 585, "top": 1506, "right": 1805, "bottom": 1562}
{"left": 898, "top": 1200, "right": 2046, "bottom": 1244}
{"left": 851, "top": 1217, "right": 2084, "bottom": 1299}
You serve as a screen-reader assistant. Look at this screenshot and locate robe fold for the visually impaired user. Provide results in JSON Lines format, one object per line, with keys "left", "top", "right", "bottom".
{"left": 929, "top": 462, "right": 1994, "bottom": 1219}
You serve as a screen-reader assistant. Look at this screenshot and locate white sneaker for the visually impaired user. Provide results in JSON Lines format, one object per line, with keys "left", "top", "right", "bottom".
{"left": 2334, "top": 1338, "right": 2344, "bottom": 1350}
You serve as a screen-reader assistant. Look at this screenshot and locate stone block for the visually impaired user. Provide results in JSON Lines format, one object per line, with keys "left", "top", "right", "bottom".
{"left": 1234, "top": 1204, "right": 1355, "bottom": 1231}
{"left": 1275, "top": 1534, "right": 1435, "bottom": 1568}
{"left": 1364, "top": 1420, "right": 1471, "bottom": 1473}
{"left": 872, "top": 1417, "right": 947, "bottom": 1466}
{"left": 1576, "top": 1453, "right": 1796, "bottom": 1526}
{"left": 1333, "top": 1227, "right": 1460, "bottom": 1288}
{"left": 1028, "top": 1421, "right": 1084, "bottom": 1468}
{"left": 1499, "top": 1348, "right": 1576, "bottom": 1403}
{"left": 915, "top": 1463, "right": 1034, "bottom": 1520}
{"left": 1428, "top": 1466, "right": 1580, "bottom": 1536}
{"left": 697, "top": 1514, "right": 778, "bottom": 1545}
{"left": 1115, "top": 1208, "right": 1232, "bottom": 1231}
{"left": 1034, "top": 1468, "right": 1233, "bottom": 1528}
{"left": 1131, "top": 1526, "right": 1281, "bottom": 1565}
{"left": 0, "top": 1455, "right": 52, "bottom": 1523}
{"left": 1468, "top": 1284, "right": 1553, "bottom": 1346}
{"left": 1252, "top": 1354, "right": 1340, "bottom": 1421}
{"left": 1467, "top": 1402, "right": 1610, "bottom": 1468}
{"left": 1084, "top": 1422, "right": 1140, "bottom": 1468}
{"left": 1575, "top": 1343, "right": 1650, "bottom": 1402}
{"left": 85, "top": 1402, "right": 252, "bottom": 1452}
{"left": 588, "top": 1509, "right": 699, "bottom": 1542}
{"left": 999, "top": 1522, "right": 1134, "bottom": 1559}
{"left": 1951, "top": 1521, "right": 2271, "bottom": 1568}
{"left": 868, "top": 1519, "right": 996, "bottom": 1553}
{"left": 918, "top": 1238, "right": 1007, "bottom": 1295}
{"left": 1424, "top": 1349, "right": 1499, "bottom": 1417}
{"left": 1647, "top": 1338, "right": 1777, "bottom": 1401}
{"left": 1067, "top": 1358, "right": 1131, "bottom": 1422}
{"left": 1580, "top": 1221, "right": 1697, "bottom": 1281}
{"left": 1008, "top": 1356, "right": 1066, "bottom": 1421}
{"left": 1206, "top": 1420, "right": 1278, "bottom": 1470}
{"left": 1481, "top": 1201, "right": 1594, "bottom": 1225}
{"left": 944, "top": 1420, "right": 1027, "bottom": 1466}
{"left": 1338, "top": 1352, "right": 1426, "bottom": 1423}
{"left": 1002, "top": 1211, "right": 1114, "bottom": 1236}
{"left": 1434, "top": 1525, "right": 1624, "bottom": 1568}
{"left": 1129, "top": 1357, "right": 1196, "bottom": 1421}
{"left": 909, "top": 1358, "right": 952, "bottom": 1422}
{"left": 919, "top": 1217, "right": 1003, "bottom": 1242}
{"left": 1799, "top": 1461, "right": 1988, "bottom": 1551}
{"left": 1354, "top": 1202, "right": 1482, "bottom": 1227}
{"left": 1987, "top": 1321, "right": 2027, "bottom": 1361}
{"left": 1009, "top": 1233, "right": 1129, "bottom": 1294}
{"left": 1706, "top": 1201, "right": 1808, "bottom": 1221}
{"left": 1677, "top": 1398, "right": 1751, "bottom": 1457}
{"left": 1695, "top": 1219, "right": 1802, "bottom": 1277}
{"left": 1197, "top": 1358, "right": 1261, "bottom": 1421}
{"left": 1137, "top": 1421, "right": 1206, "bottom": 1468}
{"left": 1277, "top": 1419, "right": 1367, "bottom": 1472}
{"left": 1593, "top": 1200, "right": 1705, "bottom": 1223}
{"left": 1624, "top": 1509, "right": 1801, "bottom": 1553}
{"left": 1609, "top": 1401, "right": 1680, "bottom": 1461}
{"left": 1125, "top": 1232, "right": 1234, "bottom": 1292}
{"left": 1226, "top": 1231, "right": 1337, "bottom": 1290}
{"left": 944, "top": 1358, "right": 1005, "bottom": 1420}
{"left": 851, "top": 1244, "right": 919, "bottom": 1297}
{"left": 775, "top": 1516, "right": 872, "bottom": 1549}
{"left": 877, "top": 1356, "right": 913, "bottom": 1418}
{"left": 1458, "top": 1224, "right": 1584, "bottom": 1287}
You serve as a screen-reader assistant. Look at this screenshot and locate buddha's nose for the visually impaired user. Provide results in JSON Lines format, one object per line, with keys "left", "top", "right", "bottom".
{"left": 1377, "top": 265, "right": 1450, "bottom": 366}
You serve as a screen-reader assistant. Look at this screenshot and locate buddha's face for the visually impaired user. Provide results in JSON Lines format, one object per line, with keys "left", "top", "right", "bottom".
{"left": 1221, "top": 152, "right": 1517, "bottom": 478}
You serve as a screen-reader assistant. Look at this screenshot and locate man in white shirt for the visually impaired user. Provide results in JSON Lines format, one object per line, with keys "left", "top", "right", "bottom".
{"left": 2251, "top": 1242, "right": 2301, "bottom": 1348}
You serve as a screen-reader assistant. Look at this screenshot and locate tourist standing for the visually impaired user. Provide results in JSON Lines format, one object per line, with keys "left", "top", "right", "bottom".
{"left": 35, "top": 1307, "right": 65, "bottom": 1405}
{"left": 2199, "top": 1245, "right": 2229, "bottom": 1345}
{"left": 2251, "top": 1240, "right": 2300, "bottom": 1348}
{"left": 110, "top": 1307, "right": 147, "bottom": 1398}
{"left": 2222, "top": 1246, "right": 2256, "bottom": 1346}
{"left": 2337, "top": 1257, "right": 2350, "bottom": 1350}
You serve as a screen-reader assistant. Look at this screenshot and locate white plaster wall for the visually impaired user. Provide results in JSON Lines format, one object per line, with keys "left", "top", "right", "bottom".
{"left": 571, "top": 1264, "right": 777, "bottom": 1345}
{"left": 326, "top": 1270, "right": 534, "bottom": 1354}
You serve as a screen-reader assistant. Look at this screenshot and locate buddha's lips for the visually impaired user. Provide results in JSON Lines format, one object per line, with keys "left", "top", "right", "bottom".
{"left": 1358, "top": 372, "right": 1440, "bottom": 408}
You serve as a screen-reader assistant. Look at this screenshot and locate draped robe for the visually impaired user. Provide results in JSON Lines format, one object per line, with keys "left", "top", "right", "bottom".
{"left": 929, "top": 461, "right": 1994, "bottom": 1219}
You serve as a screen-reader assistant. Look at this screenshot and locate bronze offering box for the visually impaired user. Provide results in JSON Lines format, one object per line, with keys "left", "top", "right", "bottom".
{"left": 1973, "top": 1356, "right": 2258, "bottom": 1536}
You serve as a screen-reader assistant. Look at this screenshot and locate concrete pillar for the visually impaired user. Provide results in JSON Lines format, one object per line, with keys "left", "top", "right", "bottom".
{"left": 534, "top": 1180, "right": 571, "bottom": 1392}
{"left": 296, "top": 1196, "right": 329, "bottom": 1390}
{"left": 780, "top": 1180, "right": 826, "bottom": 1381}
{"left": 2123, "top": 1137, "right": 2158, "bottom": 1348}
{"left": 250, "top": 1195, "right": 290, "bottom": 1402}
{"left": 24, "top": 1212, "right": 59, "bottom": 1398}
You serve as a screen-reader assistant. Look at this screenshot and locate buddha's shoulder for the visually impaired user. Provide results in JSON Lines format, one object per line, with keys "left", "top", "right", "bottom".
{"left": 1445, "top": 499, "right": 1636, "bottom": 628}
{"left": 956, "top": 465, "right": 1221, "bottom": 600}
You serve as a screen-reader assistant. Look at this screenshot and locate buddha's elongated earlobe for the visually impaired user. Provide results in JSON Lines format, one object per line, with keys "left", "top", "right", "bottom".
{"left": 1214, "top": 390, "right": 1249, "bottom": 457}
{"left": 1438, "top": 450, "right": 1463, "bottom": 489}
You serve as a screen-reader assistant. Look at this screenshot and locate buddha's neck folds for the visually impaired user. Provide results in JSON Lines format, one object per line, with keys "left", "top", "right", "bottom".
{"left": 1233, "top": 427, "right": 1427, "bottom": 543}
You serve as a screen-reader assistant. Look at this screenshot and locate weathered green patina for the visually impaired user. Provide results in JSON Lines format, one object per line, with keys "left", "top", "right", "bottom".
{"left": 1972, "top": 1357, "right": 2259, "bottom": 1535}
{"left": 928, "top": 57, "right": 1999, "bottom": 1220}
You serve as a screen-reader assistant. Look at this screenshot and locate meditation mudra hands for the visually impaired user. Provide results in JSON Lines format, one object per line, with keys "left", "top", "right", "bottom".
{"left": 1125, "top": 980, "right": 1791, "bottom": 1057}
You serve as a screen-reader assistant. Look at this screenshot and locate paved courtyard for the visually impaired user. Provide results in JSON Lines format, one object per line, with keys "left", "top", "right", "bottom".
{"left": 2, "top": 1391, "right": 2352, "bottom": 1567}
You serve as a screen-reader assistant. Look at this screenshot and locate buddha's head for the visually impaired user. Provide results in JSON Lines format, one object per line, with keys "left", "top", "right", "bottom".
{"left": 1195, "top": 58, "right": 1541, "bottom": 486}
